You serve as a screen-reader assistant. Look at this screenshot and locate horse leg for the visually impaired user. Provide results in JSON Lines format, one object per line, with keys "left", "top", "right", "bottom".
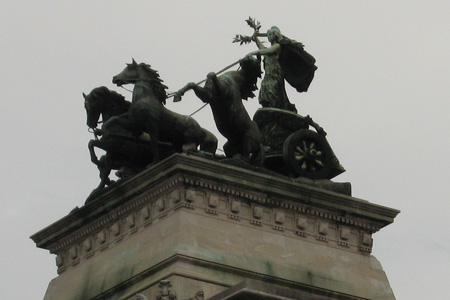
{"left": 176, "top": 82, "right": 214, "bottom": 104}
{"left": 223, "top": 141, "right": 240, "bottom": 158}
{"left": 206, "top": 72, "right": 230, "bottom": 99}
{"left": 173, "top": 82, "right": 197, "bottom": 102}
{"left": 242, "top": 130, "right": 263, "bottom": 163}
{"left": 199, "top": 128, "right": 218, "bottom": 154}
{"left": 88, "top": 139, "right": 100, "bottom": 165}
{"left": 89, "top": 139, "right": 120, "bottom": 188}
{"left": 191, "top": 84, "right": 214, "bottom": 104}
{"left": 241, "top": 135, "right": 253, "bottom": 160}
{"left": 88, "top": 139, "right": 119, "bottom": 162}
{"left": 146, "top": 122, "right": 160, "bottom": 166}
{"left": 95, "top": 155, "right": 112, "bottom": 190}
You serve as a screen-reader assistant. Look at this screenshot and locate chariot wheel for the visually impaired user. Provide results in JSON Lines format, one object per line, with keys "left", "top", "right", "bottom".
{"left": 283, "top": 129, "right": 333, "bottom": 179}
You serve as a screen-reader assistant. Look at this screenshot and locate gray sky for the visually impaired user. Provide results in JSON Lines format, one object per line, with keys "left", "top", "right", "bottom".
{"left": 1, "top": 1, "right": 449, "bottom": 299}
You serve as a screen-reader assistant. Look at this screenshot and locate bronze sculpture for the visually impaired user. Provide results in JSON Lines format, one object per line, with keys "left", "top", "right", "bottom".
{"left": 236, "top": 18, "right": 317, "bottom": 113}
{"left": 81, "top": 19, "right": 347, "bottom": 202}
{"left": 112, "top": 59, "right": 218, "bottom": 164}
{"left": 174, "top": 56, "right": 262, "bottom": 160}
{"left": 234, "top": 18, "right": 343, "bottom": 179}
{"left": 83, "top": 86, "right": 164, "bottom": 200}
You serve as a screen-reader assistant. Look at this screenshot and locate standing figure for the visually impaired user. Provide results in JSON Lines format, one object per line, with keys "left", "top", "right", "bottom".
{"left": 244, "top": 25, "right": 317, "bottom": 113}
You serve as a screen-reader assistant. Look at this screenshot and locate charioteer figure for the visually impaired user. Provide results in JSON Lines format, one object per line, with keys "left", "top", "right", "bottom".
{"left": 236, "top": 18, "right": 317, "bottom": 113}
{"left": 235, "top": 19, "right": 344, "bottom": 182}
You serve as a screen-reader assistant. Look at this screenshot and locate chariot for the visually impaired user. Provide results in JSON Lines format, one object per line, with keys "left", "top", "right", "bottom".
{"left": 253, "top": 108, "right": 344, "bottom": 180}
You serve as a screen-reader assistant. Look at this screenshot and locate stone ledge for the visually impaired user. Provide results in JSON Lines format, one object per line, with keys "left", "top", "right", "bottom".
{"left": 47, "top": 187, "right": 384, "bottom": 275}
{"left": 31, "top": 153, "right": 399, "bottom": 252}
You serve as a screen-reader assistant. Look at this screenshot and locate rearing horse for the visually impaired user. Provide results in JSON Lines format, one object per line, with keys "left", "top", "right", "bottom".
{"left": 112, "top": 59, "right": 217, "bottom": 164}
{"left": 83, "top": 86, "right": 155, "bottom": 192}
{"left": 175, "top": 56, "right": 262, "bottom": 160}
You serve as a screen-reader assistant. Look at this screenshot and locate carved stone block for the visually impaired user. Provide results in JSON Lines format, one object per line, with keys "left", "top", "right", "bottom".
{"left": 362, "top": 233, "right": 373, "bottom": 246}
{"left": 126, "top": 215, "right": 135, "bottom": 229}
{"left": 69, "top": 246, "right": 78, "bottom": 260}
{"left": 111, "top": 222, "right": 120, "bottom": 237}
{"left": 230, "top": 199, "right": 240, "bottom": 213}
{"left": 340, "top": 227, "right": 350, "bottom": 240}
{"left": 83, "top": 238, "right": 92, "bottom": 252}
{"left": 274, "top": 211, "right": 285, "bottom": 224}
{"left": 97, "top": 230, "right": 106, "bottom": 244}
{"left": 156, "top": 280, "right": 177, "bottom": 300}
{"left": 185, "top": 189, "right": 197, "bottom": 203}
{"left": 135, "top": 293, "right": 148, "bottom": 300}
{"left": 169, "top": 190, "right": 181, "bottom": 204}
{"left": 253, "top": 205, "right": 263, "bottom": 219}
{"left": 140, "top": 206, "right": 151, "bottom": 221}
{"left": 319, "top": 222, "right": 328, "bottom": 235}
{"left": 156, "top": 198, "right": 165, "bottom": 212}
{"left": 296, "top": 216, "right": 307, "bottom": 230}
{"left": 55, "top": 254, "right": 64, "bottom": 267}
{"left": 208, "top": 194, "right": 219, "bottom": 208}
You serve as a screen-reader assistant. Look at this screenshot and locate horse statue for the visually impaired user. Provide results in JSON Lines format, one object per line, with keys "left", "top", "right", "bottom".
{"left": 111, "top": 59, "right": 218, "bottom": 164}
{"left": 83, "top": 86, "right": 159, "bottom": 194}
{"left": 174, "top": 55, "right": 262, "bottom": 160}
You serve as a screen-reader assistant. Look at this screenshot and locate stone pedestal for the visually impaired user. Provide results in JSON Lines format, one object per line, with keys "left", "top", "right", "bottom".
{"left": 31, "top": 153, "right": 399, "bottom": 300}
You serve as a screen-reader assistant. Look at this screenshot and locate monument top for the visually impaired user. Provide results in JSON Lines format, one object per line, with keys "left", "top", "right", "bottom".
{"left": 31, "top": 153, "right": 399, "bottom": 252}
{"left": 81, "top": 18, "right": 349, "bottom": 202}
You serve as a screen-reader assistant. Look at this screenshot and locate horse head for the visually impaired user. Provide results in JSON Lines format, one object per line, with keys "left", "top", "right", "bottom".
{"left": 238, "top": 55, "right": 262, "bottom": 100}
{"left": 83, "top": 86, "right": 129, "bottom": 128}
{"left": 84, "top": 90, "right": 103, "bottom": 129}
{"left": 112, "top": 59, "right": 140, "bottom": 87}
{"left": 113, "top": 59, "right": 168, "bottom": 104}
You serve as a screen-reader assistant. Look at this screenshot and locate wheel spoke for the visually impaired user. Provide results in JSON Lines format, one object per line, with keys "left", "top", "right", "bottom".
{"left": 285, "top": 131, "right": 332, "bottom": 178}
{"left": 315, "top": 160, "right": 324, "bottom": 167}
{"left": 295, "top": 155, "right": 304, "bottom": 161}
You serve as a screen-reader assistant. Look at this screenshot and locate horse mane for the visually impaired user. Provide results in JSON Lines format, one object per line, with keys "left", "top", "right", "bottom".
{"left": 91, "top": 86, "right": 130, "bottom": 111}
{"left": 136, "top": 63, "right": 168, "bottom": 105}
{"left": 237, "top": 56, "right": 262, "bottom": 100}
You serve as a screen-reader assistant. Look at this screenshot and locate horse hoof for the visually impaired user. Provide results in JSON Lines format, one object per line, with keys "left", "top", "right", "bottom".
{"left": 173, "top": 94, "right": 182, "bottom": 102}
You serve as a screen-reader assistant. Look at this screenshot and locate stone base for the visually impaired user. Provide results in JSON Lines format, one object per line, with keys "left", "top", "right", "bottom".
{"left": 31, "top": 153, "right": 399, "bottom": 300}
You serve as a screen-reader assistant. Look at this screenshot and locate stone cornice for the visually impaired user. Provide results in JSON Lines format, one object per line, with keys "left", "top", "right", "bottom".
{"left": 31, "top": 153, "right": 399, "bottom": 251}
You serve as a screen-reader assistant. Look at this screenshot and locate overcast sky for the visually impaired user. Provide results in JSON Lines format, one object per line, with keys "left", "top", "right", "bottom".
{"left": 1, "top": 1, "right": 449, "bottom": 299}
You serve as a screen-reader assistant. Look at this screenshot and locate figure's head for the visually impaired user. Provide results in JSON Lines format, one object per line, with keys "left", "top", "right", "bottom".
{"left": 267, "top": 26, "right": 282, "bottom": 44}
{"left": 238, "top": 55, "right": 262, "bottom": 100}
{"left": 240, "top": 55, "right": 261, "bottom": 76}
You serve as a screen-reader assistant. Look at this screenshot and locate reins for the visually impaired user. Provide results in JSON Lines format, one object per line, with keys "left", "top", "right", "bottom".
{"left": 118, "top": 58, "right": 242, "bottom": 116}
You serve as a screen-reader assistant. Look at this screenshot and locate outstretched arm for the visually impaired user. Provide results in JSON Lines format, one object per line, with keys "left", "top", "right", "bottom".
{"left": 246, "top": 43, "right": 281, "bottom": 57}
{"left": 253, "top": 35, "right": 266, "bottom": 50}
